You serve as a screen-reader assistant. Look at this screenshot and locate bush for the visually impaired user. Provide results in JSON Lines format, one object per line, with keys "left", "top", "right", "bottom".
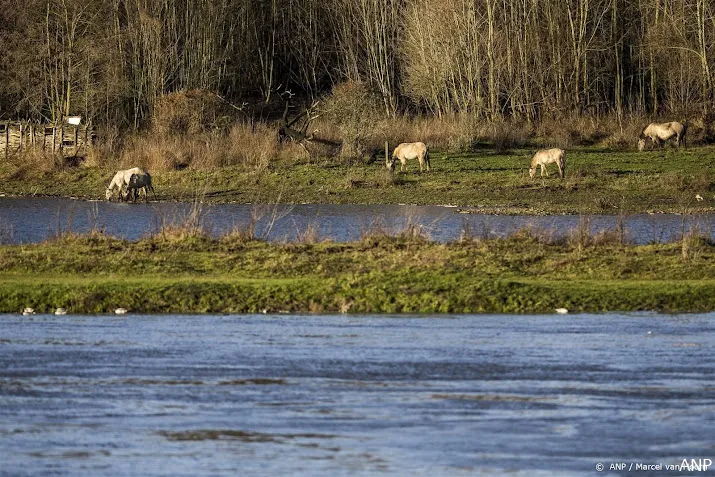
{"left": 321, "top": 81, "right": 385, "bottom": 160}
{"left": 152, "top": 90, "right": 230, "bottom": 136}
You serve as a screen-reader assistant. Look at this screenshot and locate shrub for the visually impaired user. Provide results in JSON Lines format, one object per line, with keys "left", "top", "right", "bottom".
{"left": 321, "top": 81, "right": 385, "bottom": 160}
{"left": 152, "top": 89, "right": 230, "bottom": 136}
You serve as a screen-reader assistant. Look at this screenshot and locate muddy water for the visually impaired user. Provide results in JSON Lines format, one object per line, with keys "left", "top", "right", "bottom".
{"left": 1, "top": 197, "right": 715, "bottom": 244}
{"left": 1, "top": 313, "right": 713, "bottom": 476}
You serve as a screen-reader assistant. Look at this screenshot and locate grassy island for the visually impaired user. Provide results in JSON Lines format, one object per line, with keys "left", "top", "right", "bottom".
{"left": 2, "top": 227, "right": 715, "bottom": 314}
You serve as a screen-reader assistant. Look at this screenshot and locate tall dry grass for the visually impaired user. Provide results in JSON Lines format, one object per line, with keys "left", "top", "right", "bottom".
{"left": 111, "top": 90, "right": 281, "bottom": 173}
{"left": 225, "top": 123, "right": 277, "bottom": 171}
{"left": 7, "top": 150, "right": 55, "bottom": 180}
{"left": 152, "top": 198, "right": 210, "bottom": 241}
{"left": 117, "top": 123, "right": 279, "bottom": 173}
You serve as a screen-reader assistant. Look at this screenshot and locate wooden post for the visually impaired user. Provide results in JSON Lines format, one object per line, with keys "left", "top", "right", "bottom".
{"left": 51, "top": 125, "right": 56, "bottom": 153}
{"left": 4, "top": 122, "right": 8, "bottom": 160}
{"left": 18, "top": 122, "right": 23, "bottom": 154}
{"left": 74, "top": 126, "right": 78, "bottom": 155}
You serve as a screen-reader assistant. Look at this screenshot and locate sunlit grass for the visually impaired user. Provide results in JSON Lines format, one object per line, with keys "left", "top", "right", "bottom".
{"left": 1, "top": 143, "right": 715, "bottom": 213}
{"left": 2, "top": 227, "right": 715, "bottom": 313}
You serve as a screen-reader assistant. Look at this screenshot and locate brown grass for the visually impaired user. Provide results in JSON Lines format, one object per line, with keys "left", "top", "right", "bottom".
{"left": 117, "top": 122, "right": 279, "bottom": 173}
{"left": 151, "top": 199, "right": 210, "bottom": 241}
{"left": 152, "top": 90, "right": 228, "bottom": 136}
{"left": 225, "top": 123, "right": 278, "bottom": 171}
{"left": 681, "top": 227, "right": 709, "bottom": 261}
{"left": 7, "top": 149, "right": 63, "bottom": 180}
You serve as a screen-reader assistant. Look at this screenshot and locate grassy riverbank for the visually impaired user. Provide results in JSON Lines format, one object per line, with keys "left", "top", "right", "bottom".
{"left": 2, "top": 229, "right": 715, "bottom": 314}
{"left": 2, "top": 145, "right": 715, "bottom": 214}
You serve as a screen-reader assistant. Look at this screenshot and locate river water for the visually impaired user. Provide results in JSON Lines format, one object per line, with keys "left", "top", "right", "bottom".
{"left": 1, "top": 313, "right": 713, "bottom": 476}
{"left": 1, "top": 197, "right": 715, "bottom": 244}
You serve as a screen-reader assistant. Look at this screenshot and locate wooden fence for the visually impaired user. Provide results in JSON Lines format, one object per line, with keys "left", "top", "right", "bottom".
{"left": 0, "top": 120, "right": 95, "bottom": 159}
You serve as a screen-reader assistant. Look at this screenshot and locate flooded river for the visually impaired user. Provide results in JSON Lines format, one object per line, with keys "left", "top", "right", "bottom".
{"left": 1, "top": 313, "right": 713, "bottom": 476}
{"left": 1, "top": 197, "right": 715, "bottom": 244}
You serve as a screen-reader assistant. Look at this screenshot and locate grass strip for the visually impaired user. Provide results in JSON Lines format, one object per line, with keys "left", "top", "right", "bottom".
{"left": 2, "top": 273, "right": 715, "bottom": 314}
{"left": 3, "top": 233, "right": 715, "bottom": 314}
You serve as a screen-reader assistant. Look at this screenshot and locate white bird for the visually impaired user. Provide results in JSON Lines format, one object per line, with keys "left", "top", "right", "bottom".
{"left": 696, "top": 194, "right": 704, "bottom": 201}
{"left": 114, "top": 308, "right": 128, "bottom": 315}
{"left": 555, "top": 308, "right": 569, "bottom": 314}
{"left": 54, "top": 308, "right": 67, "bottom": 315}
{"left": 22, "top": 307, "right": 35, "bottom": 316}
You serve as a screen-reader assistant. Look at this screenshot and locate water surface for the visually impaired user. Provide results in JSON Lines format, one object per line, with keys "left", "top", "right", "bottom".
{"left": 1, "top": 197, "right": 714, "bottom": 244}
{"left": 1, "top": 313, "right": 713, "bottom": 476}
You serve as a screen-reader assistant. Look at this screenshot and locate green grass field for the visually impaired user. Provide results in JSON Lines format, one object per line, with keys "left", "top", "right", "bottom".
{"left": 2, "top": 145, "right": 715, "bottom": 214}
{"left": 2, "top": 233, "right": 715, "bottom": 314}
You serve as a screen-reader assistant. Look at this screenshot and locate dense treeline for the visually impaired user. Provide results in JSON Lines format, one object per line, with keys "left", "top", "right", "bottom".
{"left": 1, "top": 0, "right": 714, "bottom": 129}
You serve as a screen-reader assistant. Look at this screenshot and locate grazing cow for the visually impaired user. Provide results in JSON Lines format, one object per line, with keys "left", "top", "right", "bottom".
{"left": 529, "top": 148, "right": 566, "bottom": 179}
{"left": 387, "top": 142, "right": 430, "bottom": 173}
{"left": 637, "top": 121, "right": 687, "bottom": 151}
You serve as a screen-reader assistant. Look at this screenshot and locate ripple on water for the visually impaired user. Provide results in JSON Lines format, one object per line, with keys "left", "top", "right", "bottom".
{"left": 0, "top": 313, "right": 714, "bottom": 476}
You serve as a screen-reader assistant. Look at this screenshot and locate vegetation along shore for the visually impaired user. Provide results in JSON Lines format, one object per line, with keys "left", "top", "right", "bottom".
{"left": 3, "top": 141, "right": 715, "bottom": 215}
{"left": 2, "top": 223, "right": 715, "bottom": 315}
